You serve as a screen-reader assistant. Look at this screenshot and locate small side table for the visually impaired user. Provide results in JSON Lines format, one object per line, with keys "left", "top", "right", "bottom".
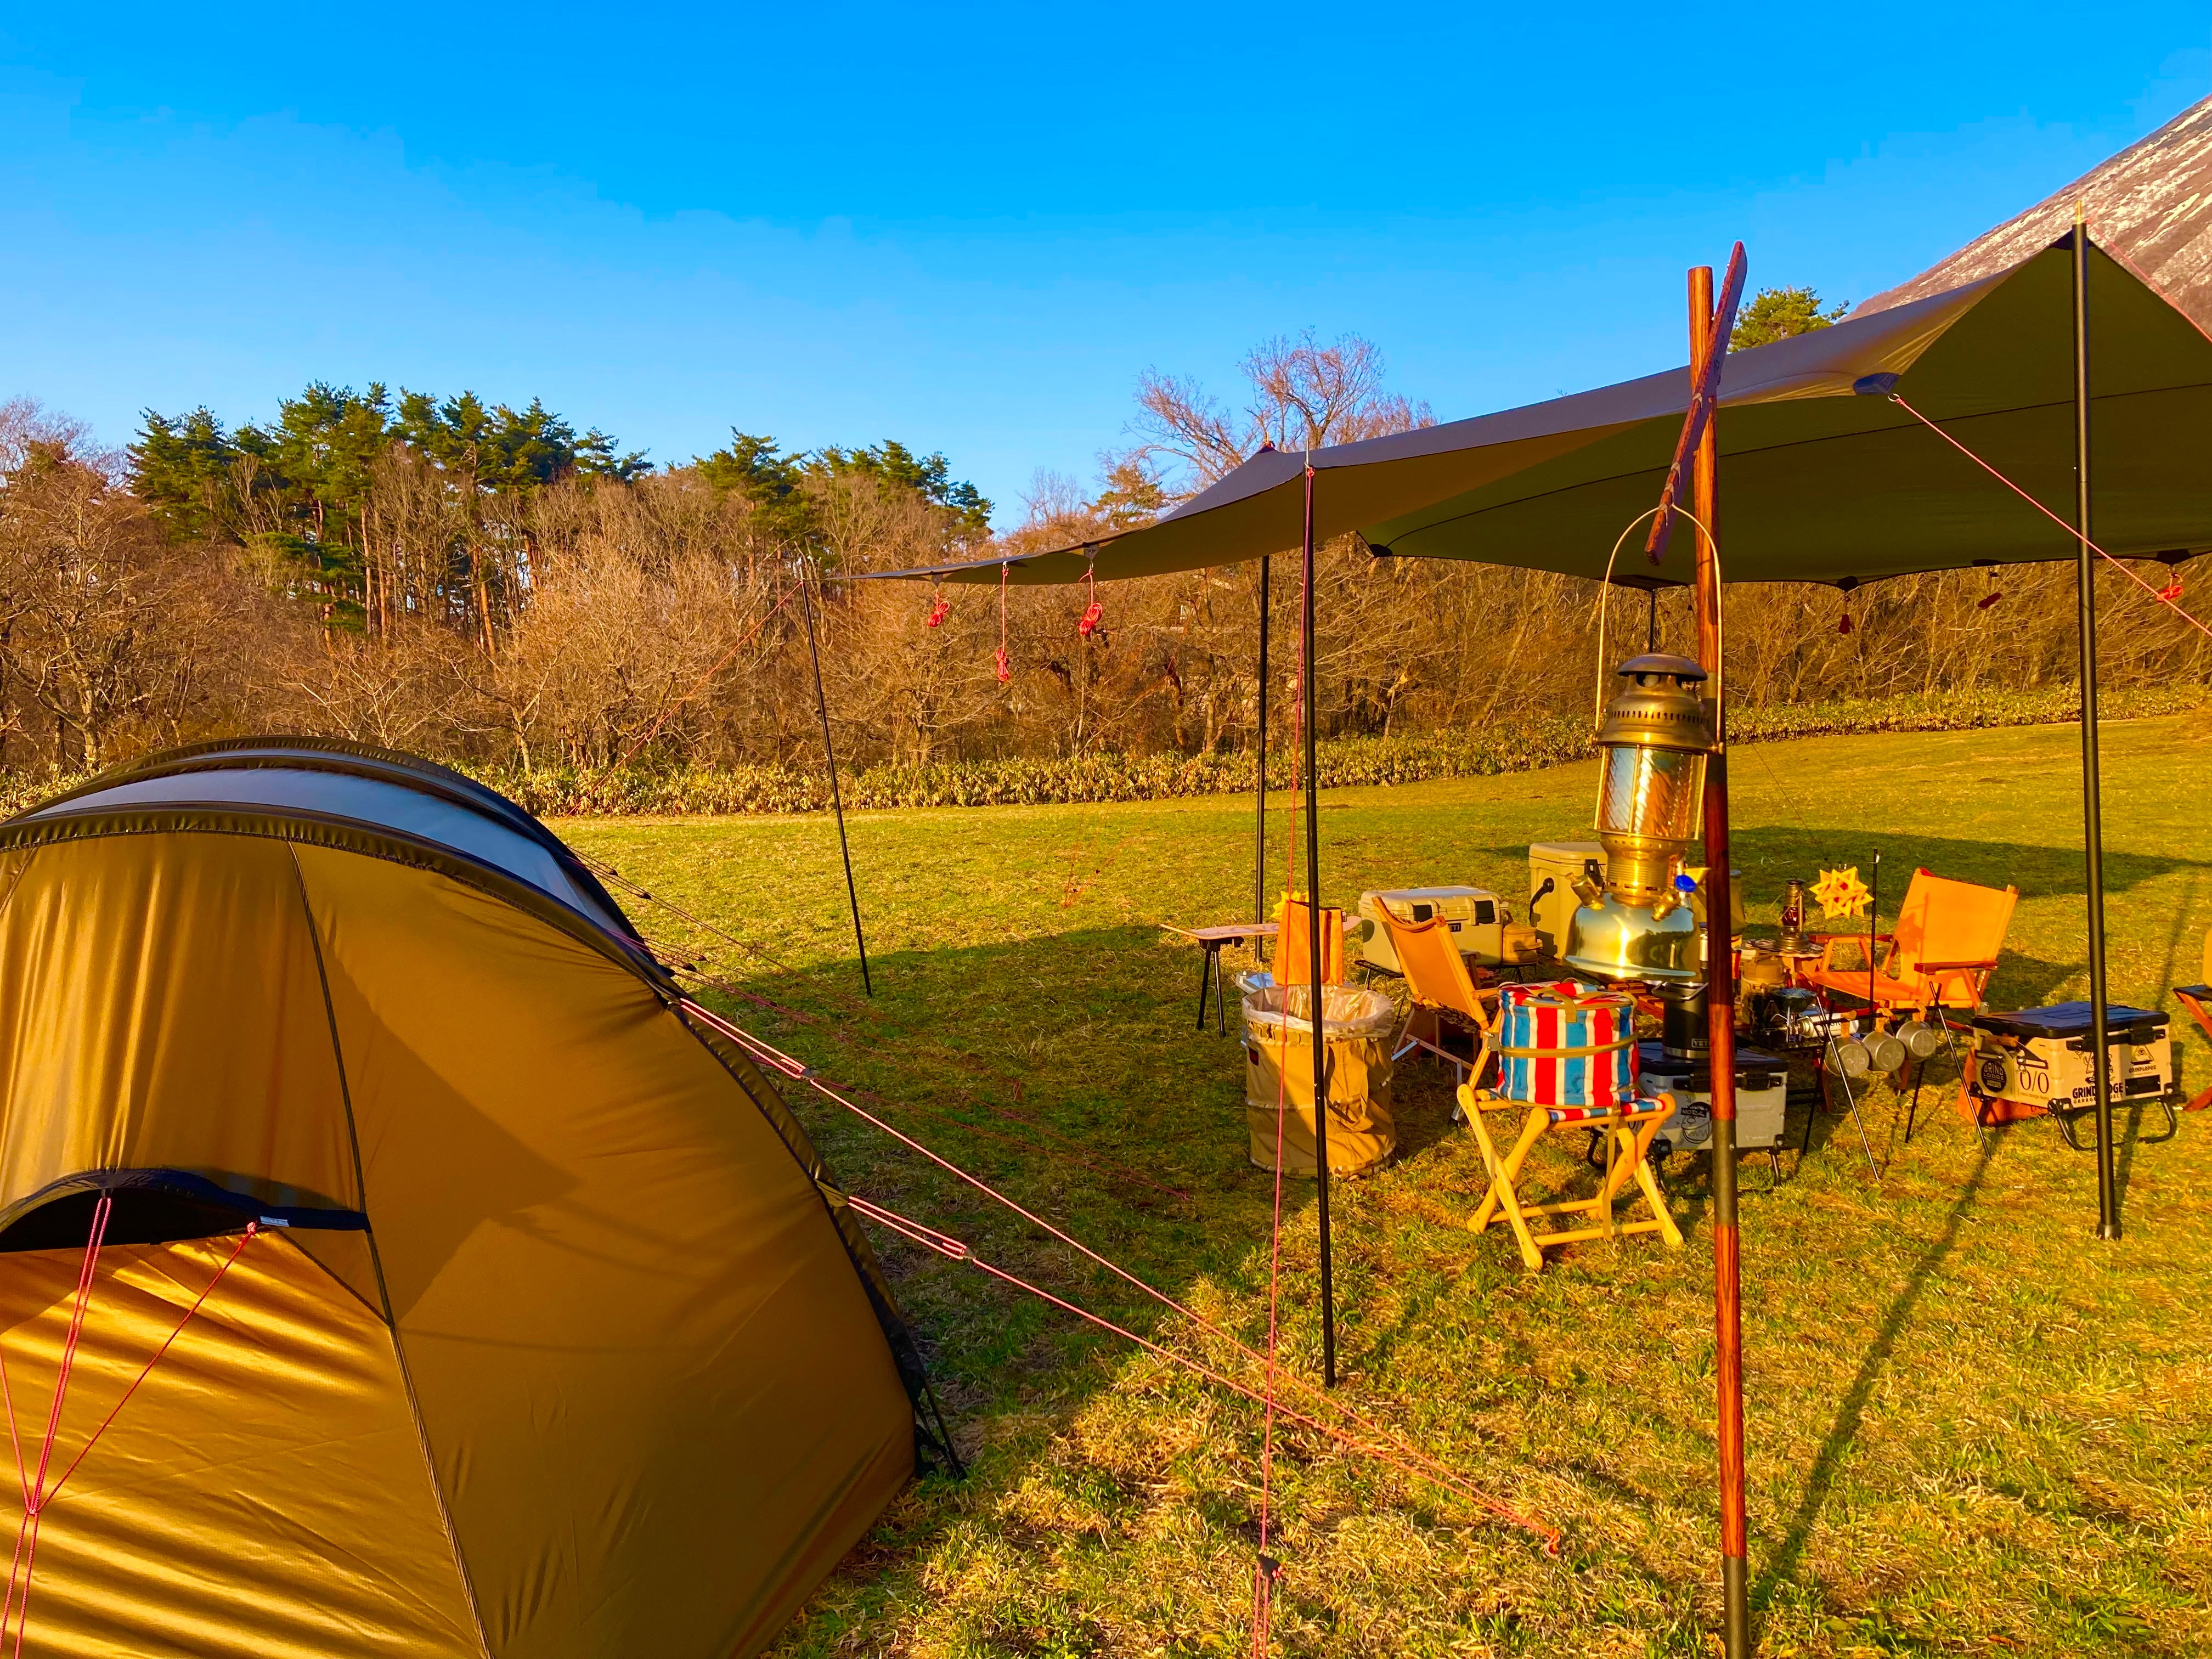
{"left": 1161, "top": 923, "right": 1276, "bottom": 1034}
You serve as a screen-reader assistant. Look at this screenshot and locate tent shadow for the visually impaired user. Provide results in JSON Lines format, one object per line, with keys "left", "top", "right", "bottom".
{"left": 1724, "top": 828, "right": 2207, "bottom": 908}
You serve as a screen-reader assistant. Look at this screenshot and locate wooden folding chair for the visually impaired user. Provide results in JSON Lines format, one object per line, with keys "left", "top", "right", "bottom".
{"left": 1457, "top": 1082, "right": 1683, "bottom": 1272}
{"left": 1376, "top": 908, "right": 1498, "bottom": 1090}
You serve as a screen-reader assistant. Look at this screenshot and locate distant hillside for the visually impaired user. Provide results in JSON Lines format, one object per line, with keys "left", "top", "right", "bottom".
{"left": 1858, "top": 95, "right": 2212, "bottom": 334}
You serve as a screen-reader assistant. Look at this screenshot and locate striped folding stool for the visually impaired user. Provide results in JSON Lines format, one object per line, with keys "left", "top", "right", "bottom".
{"left": 1458, "top": 980, "right": 1683, "bottom": 1273}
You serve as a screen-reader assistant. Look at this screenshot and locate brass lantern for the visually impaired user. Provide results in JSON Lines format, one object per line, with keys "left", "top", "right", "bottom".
{"left": 1564, "top": 653, "right": 1716, "bottom": 984}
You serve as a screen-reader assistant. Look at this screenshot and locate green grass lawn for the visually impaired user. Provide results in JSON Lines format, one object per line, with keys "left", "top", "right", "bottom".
{"left": 561, "top": 713, "right": 2212, "bottom": 1658}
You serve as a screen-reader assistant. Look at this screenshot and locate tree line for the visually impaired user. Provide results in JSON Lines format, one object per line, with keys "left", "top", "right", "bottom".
{"left": 0, "top": 292, "right": 2202, "bottom": 785}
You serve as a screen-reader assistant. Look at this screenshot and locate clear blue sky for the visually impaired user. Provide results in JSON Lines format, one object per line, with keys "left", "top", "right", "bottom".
{"left": 2, "top": 5, "right": 2207, "bottom": 522}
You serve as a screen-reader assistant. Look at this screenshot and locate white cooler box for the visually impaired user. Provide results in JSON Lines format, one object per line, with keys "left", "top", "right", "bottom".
{"left": 1527, "top": 842, "right": 1605, "bottom": 961}
{"left": 1357, "top": 887, "right": 1537, "bottom": 973}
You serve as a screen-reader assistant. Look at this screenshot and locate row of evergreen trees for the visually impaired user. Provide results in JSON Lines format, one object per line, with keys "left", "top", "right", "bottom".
{"left": 128, "top": 384, "right": 990, "bottom": 637}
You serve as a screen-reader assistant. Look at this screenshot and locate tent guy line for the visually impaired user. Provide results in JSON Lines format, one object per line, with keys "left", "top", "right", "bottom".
{"left": 676, "top": 994, "right": 1555, "bottom": 1545}
{"left": 1886, "top": 390, "right": 2212, "bottom": 639}
{"left": 843, "top": 1193, "right": 1561, "bottom": 1553}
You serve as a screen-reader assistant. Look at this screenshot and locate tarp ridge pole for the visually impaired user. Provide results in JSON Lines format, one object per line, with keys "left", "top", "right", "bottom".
{"left": 1301, "top": 451, "right": 1335, "bottom": 1389}
{"left": 2075, "top": 208, "right": 2118, "bottom": 1238}
{"left": 801, "top": 558, "right": 873, "bottom": 997}
{"left": 1691, "top": 260, "right": 1752, "bottom": 1659}
{"left": 1256, "top": 554, "right": 1271, "bottom": 928}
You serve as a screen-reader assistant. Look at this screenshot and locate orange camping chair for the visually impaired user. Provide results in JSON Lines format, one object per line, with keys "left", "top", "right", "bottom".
{"left": 1273, "top": 894, "right": 1346, "bottom": 991}
{"left": 1803, "top": 870, "right": 2017, "bottom": 1018}
{"left": 1378, "top": 909, "right": 1498, "bottom": 1091}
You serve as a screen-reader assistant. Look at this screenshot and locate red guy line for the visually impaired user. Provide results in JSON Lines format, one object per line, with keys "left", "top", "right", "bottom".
{"left": 1890, "top": 393, "right": 2212, "bottom": 641}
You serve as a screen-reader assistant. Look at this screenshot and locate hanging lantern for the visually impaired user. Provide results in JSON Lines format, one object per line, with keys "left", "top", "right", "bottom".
{"left": 1564, "top": 653, "right": 1716, "bottom": 985}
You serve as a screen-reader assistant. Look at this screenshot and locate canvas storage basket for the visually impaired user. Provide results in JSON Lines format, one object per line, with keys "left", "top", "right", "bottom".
{"left": 1495, "top": 980, "right": 1638, "bottom": 1108}
{"left": 1242, "top": 984, "right": 1396, "bottom": 1177}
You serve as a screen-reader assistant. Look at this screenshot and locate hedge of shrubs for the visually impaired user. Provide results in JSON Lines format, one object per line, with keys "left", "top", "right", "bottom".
{"left": 479, "top": 682, "right": 2208, "bottom": 817}
{"left": 0, "top": 683, "right": 2195, "bottom": 821}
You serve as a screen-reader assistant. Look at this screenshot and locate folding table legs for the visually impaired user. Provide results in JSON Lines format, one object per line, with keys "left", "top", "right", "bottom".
{"left": 1193, "top": 943, "right": 1231, "bottom": 1034}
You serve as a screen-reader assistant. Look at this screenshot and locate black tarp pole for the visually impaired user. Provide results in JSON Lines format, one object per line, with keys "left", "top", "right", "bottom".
{"left": 801, "top": 561, "right": 873, "bottom": 997}
{"left": 1256, "top": 555, "right": 1271, "bottom": 927}
{"left": 1301, "top": 453, "right": 1336, "bottom": 1388}
{"left": 2075, "top": 215, "right": 2118, "bottom": 1238}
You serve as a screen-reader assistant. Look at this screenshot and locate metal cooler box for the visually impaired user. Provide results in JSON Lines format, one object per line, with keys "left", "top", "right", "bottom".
{"left": 1637, "top": 1041, "right": 1790, "bottom": 1156}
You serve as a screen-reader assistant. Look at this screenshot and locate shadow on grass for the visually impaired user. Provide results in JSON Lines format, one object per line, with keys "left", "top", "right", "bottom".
{"left": 1722, "top": 830, "right": 2210, "bottom": 905}
{"left": 1750, "top": 1138, "right": 1996, "bottom": 1620}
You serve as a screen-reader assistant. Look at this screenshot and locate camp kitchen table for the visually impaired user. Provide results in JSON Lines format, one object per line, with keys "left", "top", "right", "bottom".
{"left": 1162, "top": 918, "right": 1358, "bottom": 1035}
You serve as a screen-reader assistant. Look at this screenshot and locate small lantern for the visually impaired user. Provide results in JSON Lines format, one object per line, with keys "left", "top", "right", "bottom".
{"left": 1564, "top": 653, "right": 1716, "bottom": 985}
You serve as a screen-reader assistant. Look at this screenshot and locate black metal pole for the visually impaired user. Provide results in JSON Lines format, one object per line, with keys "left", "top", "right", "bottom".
{"left": 1301, "top": 456, "right": 1335, "bottom": 1388}
{"left": 1256, "top": 555, "right": 1271, "bottom": 927}
{"left": 2074, "top": 216, "right": 2118, "bottom": 1238}
{"left": 800, "top": 562, "right": 873, "bottom": 997}
{"left": 1869, "top": 850, "right": 1881, "bottom": 1017}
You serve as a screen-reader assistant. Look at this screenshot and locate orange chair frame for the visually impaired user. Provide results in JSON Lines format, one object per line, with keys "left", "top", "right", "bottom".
{"left": 1375, "top": 909, "right": 1498, "bottom": 1088}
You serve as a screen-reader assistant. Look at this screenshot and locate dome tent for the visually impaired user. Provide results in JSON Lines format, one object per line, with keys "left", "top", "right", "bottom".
{"left": 0, "top": 737, "right": 926, "bottom": 1657}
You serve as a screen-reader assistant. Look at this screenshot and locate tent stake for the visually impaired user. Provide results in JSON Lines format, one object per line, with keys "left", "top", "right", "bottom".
{"left": 1256, "top": 555, "right": 1270, "bottom": 927}
{"left": 801, "top": 563, "right": 873, "bottom": 997}
{"left": 1301, "top": 455, "right": 1335, "bottom": 1389}
{"left": 2074, "top": 213, "right": 2118, "bottom": 1238}
{"left": 1691, "top": 262, "right": 1751, "bottom": 1659}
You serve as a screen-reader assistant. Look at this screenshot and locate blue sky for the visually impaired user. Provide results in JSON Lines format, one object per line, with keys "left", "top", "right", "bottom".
{"left": 2, "top": 4, "right": 2208, "bottom": 522}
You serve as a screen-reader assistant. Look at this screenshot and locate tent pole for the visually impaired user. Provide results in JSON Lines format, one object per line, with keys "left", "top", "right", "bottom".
{"left": 1301, "top": 454, "right": 1335, "bottom": 1388}
{"left": 1690, "top": 262, "right": 1751, "bottom": 1659}
{"left": 1256, "top": 555, "right": 1271, "bottom": 927}
{"left": 801, "top": 561, "right": 873, "bottom": 997}
{"left": 2074, "top": 213, "right": 2118, "bottom": 1238}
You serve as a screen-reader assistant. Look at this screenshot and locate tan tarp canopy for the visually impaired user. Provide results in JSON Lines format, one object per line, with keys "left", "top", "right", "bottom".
{"left": 859, "top": 237, "right": 2212, "bottom": 590}
{"left": 0, "top": 739, "right": 918, "bottom": 1657}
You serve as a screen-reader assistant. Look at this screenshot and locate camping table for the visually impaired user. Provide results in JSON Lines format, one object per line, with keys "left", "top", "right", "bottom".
{"left": 1162, "top": 923, "right": 1277, "bottom": 1034}
{"left": 1161, "top": 918, "right": 1361, "bottom": 1034}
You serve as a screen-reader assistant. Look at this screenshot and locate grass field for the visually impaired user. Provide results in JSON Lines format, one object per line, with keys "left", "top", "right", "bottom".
{"left": 562, "top": 713, "right": 2212, "bottom": 1658}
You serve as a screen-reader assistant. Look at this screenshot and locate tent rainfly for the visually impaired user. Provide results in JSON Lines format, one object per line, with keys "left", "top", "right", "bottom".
{"left": 854, "top": 238, "right": 2212, "bottom": 589}
{"left": 0, "top": 738, "right": 925, "bottom": 1658}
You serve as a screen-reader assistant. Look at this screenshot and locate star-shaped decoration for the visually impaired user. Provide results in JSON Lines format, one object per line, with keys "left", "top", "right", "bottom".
{"left": 1812, "top": 866, "right": 1872, "bottom": 920}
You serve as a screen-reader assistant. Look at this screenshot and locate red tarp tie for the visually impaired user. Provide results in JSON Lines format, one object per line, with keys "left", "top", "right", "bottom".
{"left": 842, "top": 1197, "right": 1558, "bottom": 1552}
{"left": 1077, "top": 566, "right": 1102, "bottom": 639}
{"left": 670, "top": 998, "right": 1557, "bottom": 1552}
{"left": 926, "top": 588, "right": 950, "bottom": 629}
{"left": 0, "top": 1208, "right": 257, "bottom": 1658}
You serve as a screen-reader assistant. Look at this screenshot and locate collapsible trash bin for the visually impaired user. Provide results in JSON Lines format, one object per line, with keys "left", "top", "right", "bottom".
{"left": 1242, "top": 984, "right": 1397, "bottom": 1176}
